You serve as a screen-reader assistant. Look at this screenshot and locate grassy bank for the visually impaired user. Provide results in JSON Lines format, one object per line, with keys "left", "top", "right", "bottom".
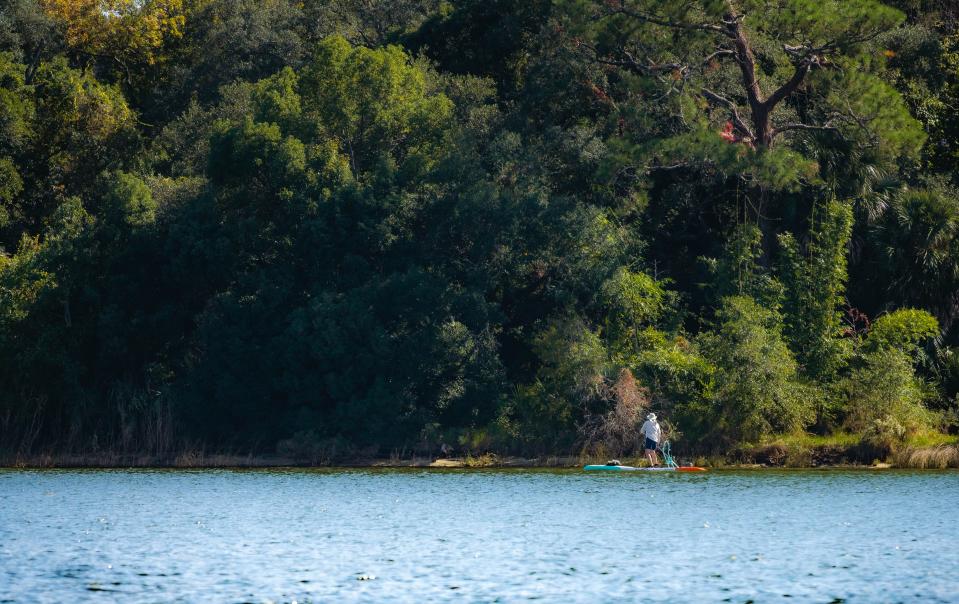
{"left": 734, "top": 432, "right": 959, "bottom": 468}
{"left": 0, "top": 451, "right": 571, "bottom": 469}
{"left": 5, "top": 446, "right": 959, "bottom": 469}
{"left": 894, "top": 445, "right": 959, "bottom": 469}
{"left": 4, "top": 431, "right": 958, "bottom": 470}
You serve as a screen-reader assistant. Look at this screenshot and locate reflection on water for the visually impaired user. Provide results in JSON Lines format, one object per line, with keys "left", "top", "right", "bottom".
{"left": 1, "top": 468, "right": 957, "bottom": 602}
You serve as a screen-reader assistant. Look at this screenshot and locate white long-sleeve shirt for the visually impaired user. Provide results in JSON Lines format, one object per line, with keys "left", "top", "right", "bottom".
{"left": 641, "top": 420, "right": 661, "bottom": 443}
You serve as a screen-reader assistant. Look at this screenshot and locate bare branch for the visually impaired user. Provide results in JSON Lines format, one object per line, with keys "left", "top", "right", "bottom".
{"left": 581, "top": 41, "right": 691, "bottom": 104}
{"left": 771, "top": 122, "right": 840, "bottom": 138}
{"left": 703, "top": 49, "right": 735, "bottom": 65}
{"left": 646, "top": 162, "right": 694, "bottom": 172}
{"left": 580, "top": 38, "right": 688, "bottom": 77}
{"left": 702, "top": 88, "right": 755, "bottom": 139}
{"left": 593, "top": 51, "right": 686, "bottom": 76}
{"left": 784, "top": 28, "right": 891, "bottom": 59}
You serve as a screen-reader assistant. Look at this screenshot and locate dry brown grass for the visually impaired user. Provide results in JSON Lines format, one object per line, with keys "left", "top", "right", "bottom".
{"left": 463, "top": 453, "right": 498, "bottom": 467}
{"left": 894, "top": 445, "right": 959, "bottom": 469}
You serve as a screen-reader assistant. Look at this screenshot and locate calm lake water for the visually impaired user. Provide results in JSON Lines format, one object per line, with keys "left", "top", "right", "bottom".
{"left": 1, "top": 468, "right": 957, "bottom": 603}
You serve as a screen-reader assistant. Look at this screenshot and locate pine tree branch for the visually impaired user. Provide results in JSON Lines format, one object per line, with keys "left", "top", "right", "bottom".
{"left": 783, "top": 28, "right": 890, "bottom": 59}
{"left": 702, "top": 88, "right": 755, "bottom": 139}
{"left": 607, "top": 1, "right": 728, "bottom": 35}
{"left": 771, "top": 122, "right": 840, "bottom": 138}
{"left": 703, "top": 49, "right": 735, "bottom": 65}
{"left": 591, "top": 47, "right": 686, "bottom": 76}
{"left": 764, "top": 60, "right": 813, "bottom": 111}
{"left": 646, "top": 161, "right": 694, "bottom": 172}
{"left": 724, "top": 12, "right": 764, "bottom": 112}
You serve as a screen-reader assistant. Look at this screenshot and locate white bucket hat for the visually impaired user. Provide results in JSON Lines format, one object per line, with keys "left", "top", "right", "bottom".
{"left": 647, "top": 413, "right": 657, "bottom": 421}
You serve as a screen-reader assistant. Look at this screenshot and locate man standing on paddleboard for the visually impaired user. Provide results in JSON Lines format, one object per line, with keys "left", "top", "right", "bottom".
{"left": 640, "top": 413, "right": 662, "bottom": 467}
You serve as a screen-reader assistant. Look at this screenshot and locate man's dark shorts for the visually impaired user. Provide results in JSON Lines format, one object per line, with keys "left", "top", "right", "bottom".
{"left": 644, "top": 437, "right": 658, "bottom": 451}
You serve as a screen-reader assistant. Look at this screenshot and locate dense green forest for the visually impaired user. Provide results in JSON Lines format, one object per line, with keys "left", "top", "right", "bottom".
{"left": 1, "top": 0, "right": 958, "bottom": 461}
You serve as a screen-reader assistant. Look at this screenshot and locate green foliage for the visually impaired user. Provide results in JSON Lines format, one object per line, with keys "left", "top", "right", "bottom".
{"left": 0, "top": 158, "right": 22, "bottom": 228}
{"left": 33, "top": 57, "right": 136, "bottom": 147}
{"left": 879, "top": 21, "right": 959, "bottom": 175}
{"left": 842, "top": 348, "right": 934, "bottom": 435}
{"left": 208, "top": 118, "right": 309, "bottom": 193}
{"left": 0, "top": 53, "right": 32, "bottom": 233}
{"left": 866, "top": 188, "right": 959, "bottom": 324}
{"left": 865, "top": 309, "right": 939, "bottom": 355}
{"left": 495, "top": 322, "right": 599, "bottom": 453}
{"left": 0, "top": 53, "right": 33, "bottom": 149}
{"left": 821, "top": 68, "right": 926, "bottom": 160}
{"left": 176, "top": 0, "right": 302, "bottom": 88}
{"left": 530, "top": 317, "right": 609, "bottom": 409}
{"left": 778, "top": 199, "right": 854, "bottom": 379}
{"left": 599, "top": 267, "right": 667, "bottom": 354}
{"left": 699, "top": 296, "right": 814, "bottom": 445}
{"left": 0, "top": 0, "right": 955, "bottom": 458}
{"left": 704, "top": 224, "right": 784, "bottom": 309}
{"left": 101, "top": 172, "right": 157, "bottom": 229}
{"left": 301, "top": 36, "right": 453, "bottom": 175}
{"left": 404, "top": 0, "right": 551, "bottom": 95}
{"left": 306, "top": 0, "right": 438, "bottom": 47}
{"left": 635, "top": 331, "right": 716, "bottom": 444}
{"left": 739, "top": 0, "right": 904, "bottom": 49}
{"left": 645, "top": 128, "right": 820, "bottom": 192}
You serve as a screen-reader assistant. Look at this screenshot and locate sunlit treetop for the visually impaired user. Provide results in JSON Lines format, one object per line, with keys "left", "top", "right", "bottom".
{"left": 40, "top": 0, "right": 185, "bottom": 66}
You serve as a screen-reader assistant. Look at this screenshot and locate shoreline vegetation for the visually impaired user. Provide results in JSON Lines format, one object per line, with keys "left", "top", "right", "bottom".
{"left": 5, "top": 441, "right": 958, "bottom": 470}
{"left": 2, "top": 2, "right": 959, "bottom": 464}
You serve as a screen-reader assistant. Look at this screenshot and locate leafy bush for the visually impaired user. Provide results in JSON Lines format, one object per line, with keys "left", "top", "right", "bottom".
{"left": 634, "top": 330, "right": 715, "bottom": 445}
{"left": 842, "top": 348, "right": 935, "bottom": 436}
{"left": 599, "top": 268, "right": 667, "bottom": 353}
{"left": 864, "top": 309, "right": 939, "bottom": 355}
{"left": 698, "top": 296, "right": 814, "bottom": 445}
{"left": 496, "top": 383, "right": 577, "bottom": 455}
{"left": 497, "top": 317, "right": 608, "bottom": 454}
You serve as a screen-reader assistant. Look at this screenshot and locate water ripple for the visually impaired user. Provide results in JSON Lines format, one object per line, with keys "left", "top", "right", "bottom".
{"left": 0, "top": 468, "right": 957, "bottom": 602}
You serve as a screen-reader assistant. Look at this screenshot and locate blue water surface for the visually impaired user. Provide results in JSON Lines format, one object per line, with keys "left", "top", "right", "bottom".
{"left": 1, "top": 468, "right": 957, "bottom": 603}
